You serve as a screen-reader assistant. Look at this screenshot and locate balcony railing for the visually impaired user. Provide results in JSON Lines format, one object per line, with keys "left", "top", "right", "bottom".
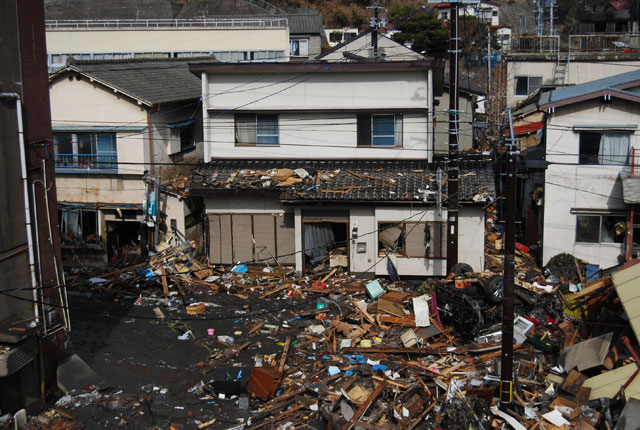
{"left": 55, "top": 154, "right": 117, "bottom": 172}
{"left": 508, "top": 33, "right": 640, "bottom": 55}
{"left": 45, "top": 17, "right": 288, "bottom": 30}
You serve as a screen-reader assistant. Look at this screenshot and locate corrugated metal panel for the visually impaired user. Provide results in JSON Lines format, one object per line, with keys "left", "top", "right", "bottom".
{"left": 613, "top": 262, "right": 640, "bottom": 344}
{"left": 276, "top": 213, "right": 295, "bottom": 265}
{"left": 622, "top": 177, "right": 640, "bottom": 204}
{"left": 232, "top": 214, "right": 253, "bottom": 264}
{"left": 253, "top": 214, "right": 276, "bottom": 265}
{"left": 583, "top": 363, "right": 640, "bottom": 400}
{"left": 220, "top": 215, "right": 233, "bottom": 265}
{"left": 208, "top": 214, "right": 221, "bottom": 264}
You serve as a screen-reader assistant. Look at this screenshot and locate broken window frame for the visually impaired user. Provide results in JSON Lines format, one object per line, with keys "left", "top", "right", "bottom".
{"left": 58, "top": 208, "right": 101, "bottom": 246}
{"left": 234, "top": 114, "right": 279, "bottom": 146}
{"left": 378, "top": 221, "right": 446, "bottom": 258}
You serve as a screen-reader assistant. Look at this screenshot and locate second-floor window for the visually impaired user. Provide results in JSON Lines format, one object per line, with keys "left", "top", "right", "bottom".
{"left": 515, "top": 76, "right": 542, "bottom": 97}
{"left": 53, "top": 132, "right": 117, "bottom": 171}
{"left": 579, "top": 131, "right": 630, "bottom": 165}
{"left": 357, "top": 114, "right": 403, "bottom": 147}
{"left": 235, "top": 114, "right": 279, "bottom": 146}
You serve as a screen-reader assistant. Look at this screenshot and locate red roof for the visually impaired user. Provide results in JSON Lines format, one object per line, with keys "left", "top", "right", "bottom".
{"left": 610, "top": 1, "right": 631, "bottom": 11}
{"left": 512, "top": 121, "right": 544, "bottom": 136}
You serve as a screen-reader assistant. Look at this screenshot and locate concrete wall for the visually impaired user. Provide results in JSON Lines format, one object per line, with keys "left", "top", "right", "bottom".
{"left": 46, "top": 27, "right": 289, "bottom": 56}
{"left": 506, "top": 59, "right": 640, "bottom": 107}
{"left": 543, "top": 98, "right": 640, "bottom": 268}
{"left": 203, "top": 70, "right": 432, "bottom": 161}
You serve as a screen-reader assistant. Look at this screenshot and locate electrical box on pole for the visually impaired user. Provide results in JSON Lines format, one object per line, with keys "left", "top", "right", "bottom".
{"left": 367, "top": 0, "right": 387, "bottom": 61}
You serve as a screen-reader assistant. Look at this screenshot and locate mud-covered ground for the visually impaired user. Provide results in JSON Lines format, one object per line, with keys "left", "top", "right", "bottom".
{"left": 54, "top": 288, "right": 318, "bottom": 430}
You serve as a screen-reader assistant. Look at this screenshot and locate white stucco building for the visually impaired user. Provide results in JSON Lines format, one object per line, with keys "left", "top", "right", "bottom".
{"left": 189, "top": 61, "right": 495, "bottom": 277}
{"left": 49, "top": 58, "right": 204, "bottom": 262}
{"left": 538, "top": 70, "right": 640, "bottom": 268}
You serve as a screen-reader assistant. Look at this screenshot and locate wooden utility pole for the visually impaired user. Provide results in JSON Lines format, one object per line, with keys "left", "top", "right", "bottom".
{"left": 500, "top": 106, "right": 517, "bottom": 411}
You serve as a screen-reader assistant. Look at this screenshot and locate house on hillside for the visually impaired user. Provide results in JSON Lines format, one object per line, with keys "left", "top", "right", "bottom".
{"left": 188, "top": 60, "right": 495, "bottom": 277}
{"left": 537, "top": 70, "right": 640, "bottom": 268}
{"left": 49, "top": 58, "right": 205, "bottom": 263}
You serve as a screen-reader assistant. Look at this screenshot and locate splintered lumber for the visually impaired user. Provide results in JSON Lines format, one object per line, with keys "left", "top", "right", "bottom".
{"left": 197, "top": 418, "right": 216, "bottom": 429}
{"left": 279, "top": 337, "right": 291, "bottom": 373}
{"left": 568, "top": 276, "right": 612, "bottom": 301}
{"left": 160, "top": 266, "right": 169, "bottom": 297}
{"left": 343, "top": 380, "right": 388, "bottom": 430}
{"left": 260, "top": 283, "right": 291, "bottom": 298}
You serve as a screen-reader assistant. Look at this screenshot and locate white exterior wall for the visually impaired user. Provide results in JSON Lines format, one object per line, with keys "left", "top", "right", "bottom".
{"left": 374, "top": 207, "right": 447, "bottom": 277}
{"left": 50, "top": 77, "right": 148, "bottom": 175}
{"left": 204, "top": 70, "right": 432, "bottom": 161}
{"left": 543, "top": 99, "right": 640, "bottom": 268}
{"left": 47, "top": 28, "right": 289, "bottom": 56}
{"left": 202, "top": 196, "right": 485, "bottom": 276}
{"left": 507, "top": 60, "right": 640, "bottom": 107}
{"left": 459, "top": 206, "right": 486, "bottom": 272}
{"left": 50, "top": 76, "right": 189, "bottom": 238}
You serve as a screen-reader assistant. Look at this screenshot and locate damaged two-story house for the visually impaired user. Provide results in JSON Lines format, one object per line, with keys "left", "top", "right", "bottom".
{"left": 188, "top": 60, "right": 495, "bottom": 277}
{"left": 538, "top": 69, "right": 640, "bottom": 268}
{"left": 49, "top": 58, "right": 205, "bottom": 263}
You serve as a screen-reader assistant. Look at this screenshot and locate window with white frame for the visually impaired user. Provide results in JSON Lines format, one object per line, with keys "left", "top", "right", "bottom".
{"left": 234, "top": 114, "right": 279, "bottom": 145}
{"left": 515, "top": 76, "right": 542, "bottom": 96}
{"left": 579, "top": 131, "right": 630, "bottom": 165}
{"left": 290, "top": 39, "right": 309, "bottom": 57}
{"left": 575, "top": 213, "right": 626, "bottom": 244}
{"left": 53, "top": 132, "right": 117, "bottom": 171}
{"left": 357, "top": 114, "right": 403, "bottom": 147}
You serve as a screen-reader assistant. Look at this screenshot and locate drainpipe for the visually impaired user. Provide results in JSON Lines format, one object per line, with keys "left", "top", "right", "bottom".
{"left": 147, "top": 110, "right": 154, "bottom": 175}
{"left": 1, "top": 92, "right": 39, "bottom": 322}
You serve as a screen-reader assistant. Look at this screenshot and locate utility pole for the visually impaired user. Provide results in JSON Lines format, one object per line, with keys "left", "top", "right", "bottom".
{"left": 428, "top": 0, "right": 479, "bottom": 272}
{"left": 500, "top": 106, "right": 518, "bottom": 411}
{"left": 487, "top": 26, "right": 492, "bottom": 96}
{"left": 368, "top": 0, "right": 387, "bottom": 61}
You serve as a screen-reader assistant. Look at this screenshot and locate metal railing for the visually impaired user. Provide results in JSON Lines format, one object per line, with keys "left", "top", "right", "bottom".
{"left": 54, "top": 154, "right": 117, "bottom": 171}
{"left": 508, "top": 35, "right": 560, "bottom": 54}
{"left": 568, "top": 33, "right": 640, "bottom": 52}
{"left": 509, "top": 33, "right": 640, "bottom": 54}
{"left": 45, "top": 17, "right": 288, "bottom": 30}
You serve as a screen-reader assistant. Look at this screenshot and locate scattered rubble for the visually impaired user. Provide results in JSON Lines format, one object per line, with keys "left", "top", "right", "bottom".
{"left": 19, "top": 230, "right": 640, "bottom": 429}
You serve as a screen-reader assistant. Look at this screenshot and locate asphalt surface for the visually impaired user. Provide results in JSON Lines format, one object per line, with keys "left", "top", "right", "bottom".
{"left": 57, "top": 287, "right": 318, "bottom": 430}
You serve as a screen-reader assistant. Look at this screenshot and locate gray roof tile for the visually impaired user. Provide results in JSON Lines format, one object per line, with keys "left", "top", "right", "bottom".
{"left": 51, "top": 58, "right": 206, "bottom": 106}
{"left": 190, "top": 159, "right": 495, "bottom": 204}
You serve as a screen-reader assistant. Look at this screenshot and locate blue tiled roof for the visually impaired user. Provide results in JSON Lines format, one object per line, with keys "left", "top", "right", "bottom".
{"left": 541, "top": 69, "right": 640, "bottom": 105}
